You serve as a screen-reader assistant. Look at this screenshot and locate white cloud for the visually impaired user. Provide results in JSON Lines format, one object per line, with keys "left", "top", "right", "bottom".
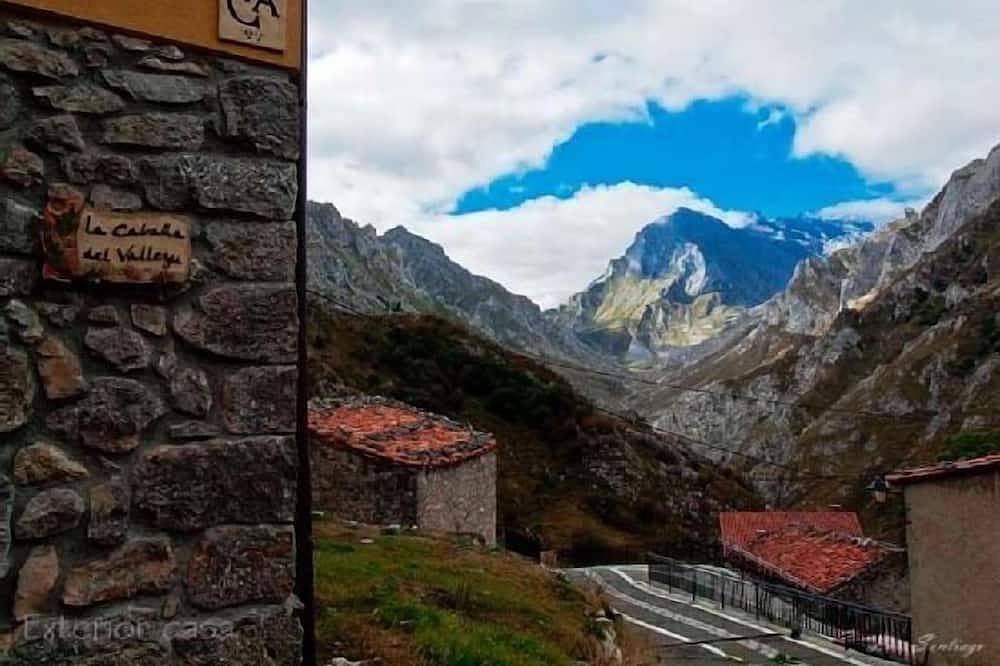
{"left": 815, "top": 197, "right": 930, "bottom": 225}
{"left": 403, "top": 183, "right": 747, "bottom": 309}
{"left": 306, "top": 1, "right": 1000, "bottom": 304}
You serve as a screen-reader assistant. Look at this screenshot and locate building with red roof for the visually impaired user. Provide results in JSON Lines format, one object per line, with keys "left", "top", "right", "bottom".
{"left": 719, "top": 512, "right": 904, "bottom": 606}
{"left": 309, "top": 396, "right": 497, "bottom": 545}
{"left": 886, "top": 454, "right": 1000, "bottom": 665}
{"left": 719, "top": 511, "right": 863, "bottom": 559}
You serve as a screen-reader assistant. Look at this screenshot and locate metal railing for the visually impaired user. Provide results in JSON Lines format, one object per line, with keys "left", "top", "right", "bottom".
{"left": 647, "top": 553, "right": 917, "bottom": 664}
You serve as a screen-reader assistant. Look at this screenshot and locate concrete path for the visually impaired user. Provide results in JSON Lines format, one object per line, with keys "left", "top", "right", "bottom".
{"left": 565, "top": 565, "right": 900, "bottom": 666}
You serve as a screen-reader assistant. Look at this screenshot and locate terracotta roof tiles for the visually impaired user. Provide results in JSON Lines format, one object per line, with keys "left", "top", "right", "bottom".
{"left": 738, "top": 525, "right": 891, "bottom": 594}
{"left": 719, "top": 511, "right": 863, "bottom": 552}
{"left": 308, "top": 396, "right": 496, "bottom": 468}
{"left": 885, "top": 453, "right": 1000, "bottom": 486}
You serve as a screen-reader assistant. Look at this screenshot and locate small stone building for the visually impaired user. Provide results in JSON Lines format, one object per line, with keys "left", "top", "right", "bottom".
{"left": 887, "top": 454, "right": 1000, "bottom": 666}
{"left": 309, "top": 397, "right": 497, "bottom": 546}
{"left": 719, "top": 512, "right": 907, "bottom": 611}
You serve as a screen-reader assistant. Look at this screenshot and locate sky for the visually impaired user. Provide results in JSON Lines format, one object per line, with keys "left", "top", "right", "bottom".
{"left": 307, "top": 1, "right": 1000, "bottom": 308}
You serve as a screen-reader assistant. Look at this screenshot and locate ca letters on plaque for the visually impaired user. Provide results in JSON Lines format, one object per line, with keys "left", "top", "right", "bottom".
{"left": 41, "top": 190, "right": 192, "bottom": 284}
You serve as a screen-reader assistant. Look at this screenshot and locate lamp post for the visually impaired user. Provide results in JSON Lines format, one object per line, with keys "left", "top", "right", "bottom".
{"left": 868, "top": 476, "right": 889, "bottom": 504}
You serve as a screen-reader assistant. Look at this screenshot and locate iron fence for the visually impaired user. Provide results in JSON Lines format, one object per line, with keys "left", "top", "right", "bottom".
{"left": 647, "top": 552, "right": 917, "bottom": 664}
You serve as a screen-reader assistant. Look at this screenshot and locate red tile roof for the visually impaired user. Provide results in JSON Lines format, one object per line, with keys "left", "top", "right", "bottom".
{"left": 738, "top": 525, "right": 891, "bottom": 594}
{"left": 308, "top": 396, "right": 496, "bottom": 468}
{"left": 885, "top": 453, "right": 1000, "bottom": 486}
{"left": 719, "top": 512, "right": 863, "bottom": 553}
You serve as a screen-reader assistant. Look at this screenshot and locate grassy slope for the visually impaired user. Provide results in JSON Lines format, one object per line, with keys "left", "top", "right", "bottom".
{"left": 309, "top": 306, "right": 760, "bottom": 562}
{"left": 313, "top": 521, "right": 646, "bottom": 665}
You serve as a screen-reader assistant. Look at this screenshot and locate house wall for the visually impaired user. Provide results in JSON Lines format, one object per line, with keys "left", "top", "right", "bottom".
{"left": 417, "top": 452, "right": 497, "bottom": 546}
{"left": 0, "top": 6, "right": 303, "bottom": 663}
{"left": 832, "top": 552, "right": 910, "bottom": 614}
{"left": 311, "top": 447, "right": 418, "bottom": 527}
{"left": 904, "top": 471, "right": 1000, "bottom": 666}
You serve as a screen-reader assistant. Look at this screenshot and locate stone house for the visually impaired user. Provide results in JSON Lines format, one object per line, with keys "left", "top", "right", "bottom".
{"left": 886, "top": 454, "right": 1000, "bottom": 666}
{"left": 309, "top": 396, "right": 498, "bottom": 546}
{"left": 719, "top": 512, "right": 907, "bottom": 611}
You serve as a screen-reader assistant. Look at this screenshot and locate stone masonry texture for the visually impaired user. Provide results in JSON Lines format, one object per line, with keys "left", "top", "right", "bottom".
{"left": 0, "top": 8, "right": 302, "bottom": 664}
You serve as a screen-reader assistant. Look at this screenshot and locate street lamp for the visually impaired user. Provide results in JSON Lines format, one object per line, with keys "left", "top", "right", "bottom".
{"left": 867, "top": 476, "right": 889, "bottom": 504}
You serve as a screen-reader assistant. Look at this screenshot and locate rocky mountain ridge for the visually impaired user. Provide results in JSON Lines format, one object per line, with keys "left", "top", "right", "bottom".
{"left": 548, "top": 208, "right": 870, "bottom": 361}
{"left": 306, "top": 202, "right": 599, "bottom": 365}
{"left": 629, "top": 144, "right": 1000, "bottom": 520}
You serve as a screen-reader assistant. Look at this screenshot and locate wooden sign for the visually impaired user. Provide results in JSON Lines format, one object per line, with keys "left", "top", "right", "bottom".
{"left": 219, "top": 0, "right": 288, "bottom": 52}
{"left": 41, "top": 190, "right": 191, "bottom": 284}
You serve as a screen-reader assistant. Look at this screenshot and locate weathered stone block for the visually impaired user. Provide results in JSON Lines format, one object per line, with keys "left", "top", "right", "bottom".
{"left": 102, "top": 69, "right": 206, "bottom": 104}
{"left": 0, "top": 39, "right": 79, "bottom": 80}
{"left": 14, "top": 545, "right": 58, "bottom": 621}
{"left": 169, "top": 365, "right": 213, "bottom": 417}
{"left": 36, "top": 301, "right": 81, "bottom": 328}
{"left": 85, "top": 326, "right": 152, "bottom": 372}
{"left": 172, "top": 607, "right": 302, "bottom": 666}
{"left": 63, "top": 152, "right": 137, "bottom": 185}
{"left": 2, "top": 146, "right": 44, "bottom": 188}
{"left": 130, "top": 304, "right": 167, "bottom": 336}
{"left": 16, "top": 488, "right": 84, "bottom": 539}
{"left": 5, "top": 300, "right": 43, "bottom": 344}
{"left": 220, "top": 76, "right": 300, "bottom": 159}
{"left": 49, "top": 377, "right": 167, "bottom": 453}
{"left": 33, "top": 84, "right": 125, "bottom": 114}
{"left": 139, "top": 154, "right": 297, "bottom": 219}
{"left": 186, "top": 525, "right": 295, "bottom": 609}
{"left": 102, "top": 113, "right": 204, "bottom": 150}
{"left": 63, "top": 538, "right": 175, "bottom": 606}
{"left": 0, "top": 198, "right": 39, "bottom": 255}
{"left": 168, "top": 420, "right": 220, "bottom": 441}
{"left": 112, "top": 34, "right": 152, "bottom": 52}
{"left": 88, "top": 478, "right": 128, "bottom": 546}
{"left": 139, "top": 56, "right": 209, "bottom": 77}
{"left": 206, "top": 220, "right": 296, "bottom": 281}
{"left": 36, "top": 336, "right": 88, "bottom": 399}
{"left": 174, "top": 285, "right": 298, "bottom": 362}
{"left": 0, "top": 346, "right": 34, "bottom": 433}
{"left": 27, "top": 114, "right": 85, "bottom": 153}
{"left": 154, "top": 45, "right": 184, "bottom": 61}
{"left": 87, "top": 304, "right": 120, "bottom": 325}
{"left": 14, "top": 442, "right": 89, "bottom": 485}
{"left": 91, "top": 184, "right": 142, "bottom": 211}
{"left": 133, "top": 437, "right": 297, "bottom": 531}
{"left": 0, "top": 257, "right": 38, "bottom": 298}
{"left": 44, "top": 28, "right": 80, "bottom": 50}
{"left": 223, "top": 365, "right": 297, "bottom": 433}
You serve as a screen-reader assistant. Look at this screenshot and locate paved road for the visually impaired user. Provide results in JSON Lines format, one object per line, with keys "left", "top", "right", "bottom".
{"left": 566, "top": 565, "right": 896, "bottom": 666}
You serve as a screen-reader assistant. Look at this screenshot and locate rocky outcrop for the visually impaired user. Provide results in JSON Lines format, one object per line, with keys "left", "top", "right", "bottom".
{"left": 549, "top": 208, "right": 870, "bottom": 360}
{"left": 634, "top": 144, "right": 1000, "bottom": 513}
{"left": 307, "top": 202, "right": 602, "bottom": 365}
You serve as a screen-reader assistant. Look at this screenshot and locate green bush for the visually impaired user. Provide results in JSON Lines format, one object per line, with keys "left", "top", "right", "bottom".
{"left": 937, "top": 431, "right": 1000, "bottom": 462}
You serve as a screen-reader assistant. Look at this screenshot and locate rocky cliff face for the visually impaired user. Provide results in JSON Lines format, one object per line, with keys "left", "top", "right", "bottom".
{"left": 632, "top": 145, "right": 1000, "bottom": 518}
{"left": 549, "top": 208, "right": 869, "bottom": 360}
{"left": 307, "top": 203, "right": 598, "bottom": 364}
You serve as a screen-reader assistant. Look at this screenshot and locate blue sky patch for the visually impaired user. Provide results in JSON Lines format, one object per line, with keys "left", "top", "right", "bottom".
{"left": 453, "top": 96, "right": 903, "bottom": 218}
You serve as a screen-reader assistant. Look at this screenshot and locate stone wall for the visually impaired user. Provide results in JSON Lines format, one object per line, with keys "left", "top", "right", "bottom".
{"left": 311, "top": 446, "right": 418, "bottom": 527}
{"left": 417, "top": 452, "right": 496, "bottom": 546}
{"left": 0, "top": 9, "right": 302, "bottom": 664}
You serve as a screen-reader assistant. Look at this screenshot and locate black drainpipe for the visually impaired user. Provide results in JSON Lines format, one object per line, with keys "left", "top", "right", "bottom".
{"left": 294, "top": 0, "right": 316, "bottom": 663}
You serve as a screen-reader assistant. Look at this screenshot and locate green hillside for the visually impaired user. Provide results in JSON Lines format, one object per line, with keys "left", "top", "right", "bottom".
{"left": 308, "top": 305, "right": 760, "bottom": 562}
